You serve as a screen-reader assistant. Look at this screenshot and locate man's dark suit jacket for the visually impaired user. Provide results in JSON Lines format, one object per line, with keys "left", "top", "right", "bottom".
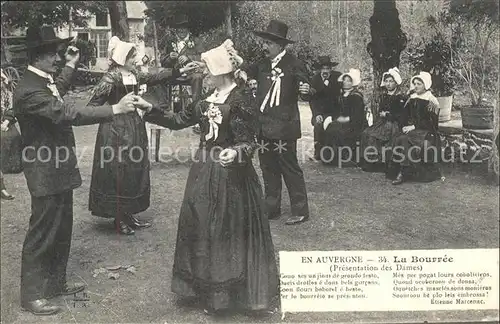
{"left": 13, "top": 66, "right": 114, "bottom": 197}
{"left": 310, "top": 71, "right": 342, "bottom": 119}
{"left": 245, "top": 52, "right": 311, "bottom": 140}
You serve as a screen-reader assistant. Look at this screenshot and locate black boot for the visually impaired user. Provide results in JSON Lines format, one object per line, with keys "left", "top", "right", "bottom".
{"left": 392, "top": 170, "right": 404, "bottom": 185}
{"left": 21, "top": 299, "right": 61, "bottom": 315}
{"left": 114, "top": 219, "right": 135, "bottom": 235}
{"left": 127, "top": 215, "right": 152, "bottom": 229}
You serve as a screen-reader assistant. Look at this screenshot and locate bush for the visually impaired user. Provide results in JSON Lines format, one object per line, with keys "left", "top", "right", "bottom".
{"left": 407, "top": 22, "right": 457, "bottom": 97}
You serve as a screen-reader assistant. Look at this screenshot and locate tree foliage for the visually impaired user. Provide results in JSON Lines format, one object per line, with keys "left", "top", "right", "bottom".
{"left": 448, "top": 0, "right": 499, "bottom": 105}
{"left": 407, "top": 14, "right": 457, "bottom": 97}
{"left": 1, "top": 1, "right": 107, "bottom": 31}
{"left": 144, "top": 1, "right": 239, "bottom": 38}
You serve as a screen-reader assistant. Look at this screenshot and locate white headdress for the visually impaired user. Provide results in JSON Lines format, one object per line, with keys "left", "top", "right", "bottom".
{"left": 381, "top": 67, "right": 402, "bottom": 86}
{"left": 201, "top": 39, "right": 244, "bottom": 76}
{"left": 410, "top": 71, "right": 433, "bottom": 91}
{"left": 107, "top": 36, "right": 136, "bottom": 67}
{"left": 338, "top": 68, "right": 361, "bottom": 87}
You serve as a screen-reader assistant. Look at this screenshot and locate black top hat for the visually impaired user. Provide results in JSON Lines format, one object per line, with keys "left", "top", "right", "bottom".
{"left": 253, "top": 20, "right": 295, "bottom": 44}
{"left": 314, "top": 55, "right": 339, "bottom": 68}
{"left": 11, "top": 25, "right": 72, "bottom": 53}
{"left": 171, "top": 13, "right": 189, "bottom": 27}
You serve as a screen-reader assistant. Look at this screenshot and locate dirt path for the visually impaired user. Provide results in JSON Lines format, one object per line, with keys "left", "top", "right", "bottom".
{"left": 1, "top": 102, "right": 498, "bottom": 323}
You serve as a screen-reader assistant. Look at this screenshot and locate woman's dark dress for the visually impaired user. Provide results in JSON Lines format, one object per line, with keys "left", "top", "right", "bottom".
{"left": 323, "top": 89, "right": 368, "bottom": 164}
{"left": 88, "top": 68, "right": 180, "bottom": 218}
{"left": 144, "top": 86, "right": 279, "bottom": 311}
{"left": 360, "top": 91, "right": 407, "bottom": 170}
{"left": 1, "top": 80, "right": 23, "bottom": 174}
{"left": 388, "top": 95, "right": 441, "bottom": 182}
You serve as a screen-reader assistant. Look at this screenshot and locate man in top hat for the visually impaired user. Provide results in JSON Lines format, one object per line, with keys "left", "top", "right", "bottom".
{"left": 309, "top": 55, "right": 342, "bottom": 161}
{"left": 13, "top": 26, "right": 139, "bottom": 315}
{"left": 242, "top": 20, "right": 314, "bottom": 225}
{"left": 158, "top": 13, "right": 203, "bottom": 134}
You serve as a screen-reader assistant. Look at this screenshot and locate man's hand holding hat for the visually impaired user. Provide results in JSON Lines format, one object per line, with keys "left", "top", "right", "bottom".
{"left": 65, "top": 45, "right": 80, "bottom": 69}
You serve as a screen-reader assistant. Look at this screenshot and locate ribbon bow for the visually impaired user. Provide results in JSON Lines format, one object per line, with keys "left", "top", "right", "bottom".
{"left": 203, "top": 103, "right": 223, "bottom": 141}
{"left": 260, "top": 67, "right": 284, "bottom": 112}
{"left": 46, "top": 76, "right": 63, "bottom": 102}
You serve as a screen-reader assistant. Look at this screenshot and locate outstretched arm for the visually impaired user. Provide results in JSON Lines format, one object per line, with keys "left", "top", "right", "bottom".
{"left": 143, "top": 100, "right": 198, "bottom": 130}
{"left": 137, "top": 68, "right": 182, "bottom": 86}
{"left": 228, "top": 92, "right": 259, "bottom": 164}
{"left": 19, "top": 89, "right": 114, "bottom": 126}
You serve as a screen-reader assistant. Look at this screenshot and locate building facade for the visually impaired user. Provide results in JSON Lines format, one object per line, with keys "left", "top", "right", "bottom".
{"left": 57, "top": 1, "right": 148, "bottom": 71}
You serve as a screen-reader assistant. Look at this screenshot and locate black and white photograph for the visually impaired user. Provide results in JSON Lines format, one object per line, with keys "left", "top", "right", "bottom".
{"left": 0, "top": 1, "right": 499, "bottom": 323}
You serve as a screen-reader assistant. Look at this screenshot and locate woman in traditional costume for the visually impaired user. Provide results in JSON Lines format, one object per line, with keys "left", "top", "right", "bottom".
{"left": 322, "top": 68, "right": 368, "bottom": 165}
{"left": 88, "top": 36, "right": 197, "bottom": 235}
{"left": 389, "top": 71, "right": 441, "bottom": 185}
{"left": 1, "top": 68, "right": 17, "bottom": 200}
{"left": 361, "top": 67, "right": 407, "bottom": 172}
{"left": 139, "top": 40, "right": 279, "bottom": 315}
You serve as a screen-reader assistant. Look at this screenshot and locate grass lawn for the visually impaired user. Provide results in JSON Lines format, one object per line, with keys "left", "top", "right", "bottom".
{"left": 1, "top": 100, "right": 498, "bottom": 323}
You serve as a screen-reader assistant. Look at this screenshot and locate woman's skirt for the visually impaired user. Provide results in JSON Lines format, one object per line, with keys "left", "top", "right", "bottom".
{"left": 388, "top": 129, "right": 441, "bottom": 182}
{"left": 323, "top": 122, "right": 363, "bottom": 165}
{"left": 171, "top": 147, "right": 278, "bottom": 311}
{"left": 360, "top": 119, "right": 399, "bottom": 170}
{"left": 89, "top": 112, "right": 150, "bottom": 217}
{"left": 1, "top": 124, "right": 23, "bottom": 174}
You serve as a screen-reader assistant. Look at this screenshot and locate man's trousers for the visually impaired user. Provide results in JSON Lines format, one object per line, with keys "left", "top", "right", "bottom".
{"left": 20, "top": 190, "right": 73, "bottom": 303}
{"left": 258, "top": 137, "right": 309, "bottom": 218}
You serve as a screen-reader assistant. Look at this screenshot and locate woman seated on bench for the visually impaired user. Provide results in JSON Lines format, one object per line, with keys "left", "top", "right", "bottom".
{"left": 388, "top": 71, "right": 441, "bottom": 185}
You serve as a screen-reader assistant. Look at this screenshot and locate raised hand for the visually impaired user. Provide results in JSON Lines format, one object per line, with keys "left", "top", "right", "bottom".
{"left": 315, "top": 115, "right": 324, "bottom": 126}
{"left": 65, "top": 45, "right": 80, "bottom": 67}
{"left": 180, "top": 61, "right": 201, "bottom": 75}
{"left": 298, "top": 82, "right": 310, "bottom": 95}
{"left": 403, "top": 125, "right": 415, "bottom": 134}
{"left": 133, "top": 96, "right": 153, "bottom": 112}
{"left": 1, "top": 120, "right": 9, "bottom": 132}
{"left": 178, "top": 55, "right": 189, "bottom": 66}
{"left": 112, "top": 92, "right": 137, "bottom": 115}
{"left": 219, "top": 148, "right": 238, "bottom": 167}
{"left": 169, "top": 52, "right": 179, "bottom": 60}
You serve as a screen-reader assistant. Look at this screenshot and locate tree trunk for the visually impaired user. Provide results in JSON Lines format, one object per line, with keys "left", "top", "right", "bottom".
{"left": 489, "top": 70, "right": 499, "bottom": 181}
{"left": 337, "top": 2, "right": 342, "bottom": 59}
{"left": 367, "top": 0, "right": 407, "bottom": 119}
{"left": 68, "top": 6, "right": 73, "bottom": 38}
{"left": 152, "top": 20, "right": 160, "bottom": 68}
{"left": 330, "top": 1, "right": 334, "bottom": 53}
{"left": 225, "top": 4, "right": 232, "bottom": 37}
{"left": 108, "top": 1, "right": 129, "bottom": 41}
{"left": 345, "top": 2, "right": 349, "bottom": 48}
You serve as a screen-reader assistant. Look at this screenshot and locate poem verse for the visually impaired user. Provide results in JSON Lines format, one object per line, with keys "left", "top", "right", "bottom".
{"left": 279, "top": 249, "right": 499, "bottom": 312}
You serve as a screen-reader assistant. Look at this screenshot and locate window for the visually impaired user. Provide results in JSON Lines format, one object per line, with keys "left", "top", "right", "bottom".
{"left": 95, "top": 11, "right": 108, "bottom": 27}
{"left": 90, "top": 32, "right": 109, "bottom": 58}
{"left": 77, "top": 32, "right": 89, "bottom": 41}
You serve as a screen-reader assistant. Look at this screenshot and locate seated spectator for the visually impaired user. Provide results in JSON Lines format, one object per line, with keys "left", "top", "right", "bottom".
{"left": 360, "top": 67, "right": 407, "bottom": 172}
{"left": 388, "top": 71, "right": 442, "bottom": 185}
{"left": 322, "top": 68, "right": 368, "bottom": 166}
